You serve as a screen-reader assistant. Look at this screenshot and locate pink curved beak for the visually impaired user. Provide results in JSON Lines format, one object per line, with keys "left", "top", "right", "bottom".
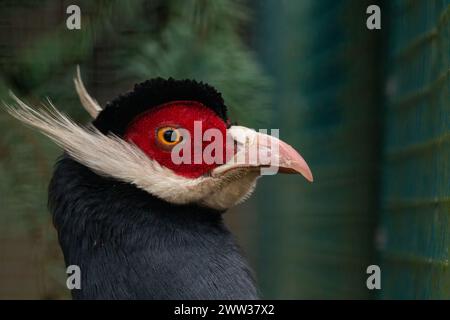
{"left": 271, "top": 137, "right": 314, "bottom": 182}
{"left": 212, "top": 126, "right": 313, "bottom": 182}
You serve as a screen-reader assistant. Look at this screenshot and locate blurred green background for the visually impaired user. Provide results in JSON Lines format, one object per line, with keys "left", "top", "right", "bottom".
{"left": 0, "top": 0, "right": 448, "bottom": 299}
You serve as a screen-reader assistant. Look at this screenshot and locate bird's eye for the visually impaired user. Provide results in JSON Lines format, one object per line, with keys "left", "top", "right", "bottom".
{"left": 156, "top": 127, "right": 182, "bottom": 149}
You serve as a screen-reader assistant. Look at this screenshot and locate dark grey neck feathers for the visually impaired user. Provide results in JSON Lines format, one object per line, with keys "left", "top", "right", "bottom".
{"left": 49, "top": 156, "right": 258, "bottom": 299}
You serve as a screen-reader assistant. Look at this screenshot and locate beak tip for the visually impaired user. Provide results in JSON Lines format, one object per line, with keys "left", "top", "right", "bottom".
{"left": 290, "top": 161, "right": 313, "bottom": 182}
{"left": 304, "top": 170, "right": 314, "bottom": 183}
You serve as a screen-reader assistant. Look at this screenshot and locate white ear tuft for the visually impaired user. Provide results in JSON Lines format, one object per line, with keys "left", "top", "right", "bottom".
{"left": 73, "top": 65, "right": 102, "bottom": 118}
{"left": 3, "top": 94, "right": 229, "bottom": 207}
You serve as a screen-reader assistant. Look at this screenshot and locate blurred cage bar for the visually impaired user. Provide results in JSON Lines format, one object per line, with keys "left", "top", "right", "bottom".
{"left": 252, "top": 0, "right": 381, "bottom": 298}
{"left": 379, "top": 0, "right": 449, "bottom": 299}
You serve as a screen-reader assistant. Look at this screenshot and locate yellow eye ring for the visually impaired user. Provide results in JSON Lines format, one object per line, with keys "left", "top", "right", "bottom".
{"left": 156, "top": 127, "right": 182, "bottom": 148}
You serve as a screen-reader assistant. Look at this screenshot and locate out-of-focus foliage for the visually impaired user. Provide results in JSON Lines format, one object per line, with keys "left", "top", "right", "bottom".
{"left": 120, "top": 1, "right": 271, "bottom": 123}
{"left": 0, "top": 0, "right": 270, "bottom": 299}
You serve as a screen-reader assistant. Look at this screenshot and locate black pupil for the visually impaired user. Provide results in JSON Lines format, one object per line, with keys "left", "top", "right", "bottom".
{"left": 163, "top": 129, "right": 177, "bottom": 142}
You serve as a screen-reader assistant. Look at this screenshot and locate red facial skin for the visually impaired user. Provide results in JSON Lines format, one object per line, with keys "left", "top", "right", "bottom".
{"left": 124, "top": 101, "right": 232, "bottom": 178}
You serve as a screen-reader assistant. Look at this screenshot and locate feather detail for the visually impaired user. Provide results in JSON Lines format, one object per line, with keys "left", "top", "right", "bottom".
{"left": 73, "top": 65, "right": 102, "bottom": 118}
